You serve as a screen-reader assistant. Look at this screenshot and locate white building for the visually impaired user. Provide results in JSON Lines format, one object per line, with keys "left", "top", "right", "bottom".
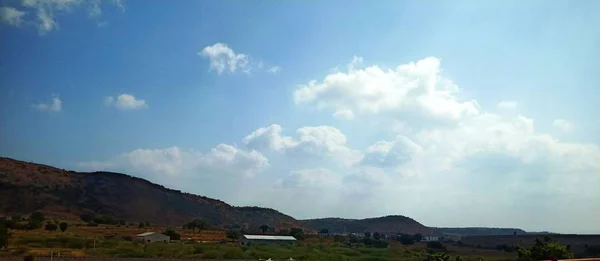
{"left": 422, "top": 236, "right": 440, "bottom": 242}
{"left": 136, "top": 232, "right": 170, "bottom": 243}
{"left": 240, "top": 235, "right": 297, "bottom": 246}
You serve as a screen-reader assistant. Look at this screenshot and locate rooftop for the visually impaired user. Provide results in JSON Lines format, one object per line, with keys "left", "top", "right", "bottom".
{"left": 243, "top": 235, "right": 297, "bottom": 241}
{"left": 136, "top": 232, "right": 156, "bottom": 237}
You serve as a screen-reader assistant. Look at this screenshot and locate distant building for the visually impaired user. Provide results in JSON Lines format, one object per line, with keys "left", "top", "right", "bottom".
{"left": 241, "top": 235, "right": 297, "bottom": 246}
{"left": 422, "top": 236, "right": 440, "bottom": 242}
{"left": 136, "top": 232, "right": 170, "bottom": 243}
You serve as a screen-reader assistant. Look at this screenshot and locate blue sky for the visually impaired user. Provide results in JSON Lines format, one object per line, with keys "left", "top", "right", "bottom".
{"left": 1, "top": 0, "right": 599, "bottom": 233}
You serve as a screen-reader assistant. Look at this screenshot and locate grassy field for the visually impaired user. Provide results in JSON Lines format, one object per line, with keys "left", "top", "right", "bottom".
{"left": 2, "top": 223, "right": 518, "bottom": 261}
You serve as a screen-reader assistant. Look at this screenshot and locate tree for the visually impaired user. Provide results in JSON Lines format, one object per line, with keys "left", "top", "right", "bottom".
{"left": 413, "top": 233, "right": 423, "bottom": 242}
{"left": 44, "top": 223, "right": 58, "bottom": 231}
{"left": 400, "top": 234, "right": 415, "bottom": 245}
{"left": 59, "top": 222, "right": 68, "bottom": 232}
{"left": 289, "top": 228, "right": 305, "bottom": 239}
{"left": 260, "top": 224, "right": 270, "bottom": 233}
{"left": 138, "top": 222, "right": 145, "bottom": 228}
{"left": 517, "top": 236, "right": 574, "bottom": 261}
{"left": 118, "top": 220, "right": 126, "bottom": 226}
{"left": 421, "top": 252, "right": 450, "bottom": 261}
{"left": 30, "top": 211, "right": 44, "bottom": 222}
{"left": 427, "top": 241, "right": 447, "bottom": 251}
{"left": 79, "top": 213, "right": 93, "bottom": 222}
{"left": 163, "top": 228, "right": 181, "bottom": 240}
{"left": 226, "top": 229, "right": 241, "bottom": 241}
{"left": 11, "top": 215, "right": 22, "bottom": 221}
{"left": 145, "top": 221, "right": 151, "bottom": 227}
{"left": 27, "top": 219, "right": 42, "bottom": 230}
{"left": 185, "top": 219, "right": 210, "bottom": 232}
{"left": 373, "top": 232, "right": 381, "bottom": 240}
{"left": 0, "top": 222, "right": 8, "bottom": 249}
{"left": 320, "top": 228, "right": 329, "bottom": 234}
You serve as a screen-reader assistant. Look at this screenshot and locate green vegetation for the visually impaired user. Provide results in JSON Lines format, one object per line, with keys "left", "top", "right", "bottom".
{"left": 44, "top": 223, "right": 57, "bottom": 231}
{"left": 183, "top": 218, "right": 210, "bottom": 232}
{"left": 516, "top": 236, "right": 574, "bottom": 261}
{"left": 163, "top": 228, "right": 181, "bottom": 240}
{"left": 226, "top": 229, "right": 241, "bottom": 241}
{"left": 0, "top": 221, "right": 8, "bottom": 249}
{"left": 59, "top": 221, "right": 68, "bottom": 232}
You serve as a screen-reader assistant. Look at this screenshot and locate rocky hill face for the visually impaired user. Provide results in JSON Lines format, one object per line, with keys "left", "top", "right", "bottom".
{"left": 302, "top": 216, "right": 434, "bottom": 235}
{"left": 0, "top": 157, "right": 305, "bottom": 230}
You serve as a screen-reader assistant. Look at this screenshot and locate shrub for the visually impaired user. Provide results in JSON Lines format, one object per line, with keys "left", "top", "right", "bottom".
{"left": 23, "top": 254, "right": 34, "bottom": 261}
{"left": 427, "top": 241, "right": 447, "bottom": 251}
{"left": 203, "top": 250, "right": 222, "bottom": 259}
{"left": 44, "top": 223, "right": 57, "bottom": 231}
{"left": 163, "top": 228, "right": 180, "bottom": 240}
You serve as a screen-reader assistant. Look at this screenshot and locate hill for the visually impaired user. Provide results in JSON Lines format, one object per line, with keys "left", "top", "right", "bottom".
{"left": 302, "top": 216, "right": 434, "bottom": 235}
{"left": 432, "top": 227, "right": 528, "bottom": 236}
{"left": 0, "top": 157, "right": 305, "bottom": 231}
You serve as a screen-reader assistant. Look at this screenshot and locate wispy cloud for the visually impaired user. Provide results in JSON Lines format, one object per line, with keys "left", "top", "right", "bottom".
{"left": 105, "top": 94, "right": 148, "bottom": 110}
{"left": 0, "top": 0, "right": 124, "bottom": 35}
{"left": 33, "top": 95, "right": 62, "bottom": 112}
{"left": 497, "top": 101, "right": 518, "bottom": 110}
{"left": 553, "top": 119, "right": 574, "bottom": 133}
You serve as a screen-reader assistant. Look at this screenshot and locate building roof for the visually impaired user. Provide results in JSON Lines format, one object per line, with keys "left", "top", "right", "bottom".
{"left": 243, "top": 235, "right": 297, "bottom": 241}
{"left": 137, "top": 232, "right": 157, "bottom": 237}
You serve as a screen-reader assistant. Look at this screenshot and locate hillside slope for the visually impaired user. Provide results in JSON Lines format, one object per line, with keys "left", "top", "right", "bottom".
{"left": 0, "top": 157, "right": 305, "bottom": 230}
{"left": 303, "top": 216, "right": 434, "bottom": 235}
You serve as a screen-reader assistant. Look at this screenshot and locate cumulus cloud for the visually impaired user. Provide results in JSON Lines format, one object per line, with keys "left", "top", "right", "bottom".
{"left": 552, "top": 119, "right": 574, "bottom": 133}
{"left": 0, "top": 0, "right": 124, "bottom": 34}
{"left": 200, "top": 43, "right": 250, "bottom": 75}
{"left": 105, "top": 94, "right": 147, "bottom": 110}
{"left": 33, "top": 95, "right": 62, "bottom": 112}
{"left": 243, "top": 124, "right": 363, "bottom": 167}
{"left": 294, "top": 57, "right": 480, "bottom": 123}
{"left": 199, "top": 43, "right": 281, "bottom": 75}
{"left": 0, "top": 6, "right": 26, "bottom": 26}
{"left": 78, "top": 56, "right": 600, "bottom": 233}
{"left": 497, "top": 100, "right": 518, "bottom": 110}
{"left": 267, "top": 66, "right": 281, "bottom": 74}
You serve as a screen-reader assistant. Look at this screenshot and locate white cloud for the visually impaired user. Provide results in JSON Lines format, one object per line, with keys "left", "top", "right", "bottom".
{"left": 552, "top": 119, "right": 574, "bottom": 133}
{"left": 497, "top": 100, "right": 518, "bottom": 110}
{"left": 332, "top": 108, "right": 354, "bottom": 120}
{"left": 293, "top": 57, "right": 480, "bottom": 123}
{"left": 243, "top": 124, "right": 363, "bottom": 167}
{"left": 78, "top": 56, "right": 600, "bottom": 233}
{"left": 0, "top": 6, "right": 26, "bottom": 26}
{"left": 33, "top": 95, "right": 62, "bottom": 112}
{"left": 105, "top": 94, "right": 148, "bottom": 110}
{"left": 200, "top": 43, "right": 250, "bottom": 75}
{"left": 0, "top": 0, "right": 123, "bottom": 34}
{"left": 267, "top": 66, "right": 281, "bottom": 74}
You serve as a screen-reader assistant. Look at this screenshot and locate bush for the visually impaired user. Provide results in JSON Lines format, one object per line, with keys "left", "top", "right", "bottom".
{"left": 203, "top": 250, "right": 222, "bottom": 259}
{"left": 517, "top": 237, "right": 574, "bottom": 260}
{"left": 24, "top": 254, "right": 34, "bottom": 261}
{"left": 45, "top": 223, "right": 57, "bottom": 231}
{"left": 59, "top": 222, "right": 68, "bottom": 232}
{"left": 427, "top": 241, "right": 447, "bottom": 251}
{"left": 163, "top": 228, "right": 180, "bottom": 240}
{"left": 122, "top": 236, "right": 133, "bottom": 241}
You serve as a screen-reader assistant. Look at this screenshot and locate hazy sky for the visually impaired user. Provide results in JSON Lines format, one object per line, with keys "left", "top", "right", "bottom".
{"left": 1, "top": 0, "right": 599, "bottom": 234}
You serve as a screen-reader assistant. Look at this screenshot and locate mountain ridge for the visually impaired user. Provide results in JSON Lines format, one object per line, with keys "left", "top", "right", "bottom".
{"left": 0, "top": 157, "right": 528, "bottom": 236}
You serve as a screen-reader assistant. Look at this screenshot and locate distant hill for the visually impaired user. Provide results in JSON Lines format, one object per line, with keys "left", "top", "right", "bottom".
{"left": 433, "top": 227, "right": 528, "bottom": 236}
{"left": 302, "top": 216, "right": 434, "bottom": 235}
{"left": 0, "top": 157, "right": 530, "bottom": 236}
{"left": 0, "top": 157, "right": 306, "bottom": 230}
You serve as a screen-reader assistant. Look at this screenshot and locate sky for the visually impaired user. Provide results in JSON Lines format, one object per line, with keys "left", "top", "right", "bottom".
{"left": 1, "top": 0, "right": 599, "bottom": 234}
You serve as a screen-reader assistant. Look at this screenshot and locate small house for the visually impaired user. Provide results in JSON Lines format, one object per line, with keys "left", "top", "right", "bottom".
{"left": 136, "top": 232, "right": 170, "bottom": 243}
{"left": 240, "top": 235, "right": 297, "bottom": 246}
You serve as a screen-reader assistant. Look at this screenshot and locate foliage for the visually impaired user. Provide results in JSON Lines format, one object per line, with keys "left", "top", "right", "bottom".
{"left": 11, "top": 214, "right": 22, "bottom": 221}
{"left": 79, "top": 213, "right": 93, "bottom": 222}
{"left": 163, "top": 228, "right": 181, "bottom": 240}
{"left": 59, "top": 222, "right": 68, "bottom": 232}
{"left": 44, "top": 223, "right": 57, "bottom": 231}
{"left": 289, "top": 227, "right": 305, "bottom": 240}
{"left": 30, "top": 211, "right": 44, "bottom": 222}
{"left": 320, "top": 228, "right": 329, "bottom": 234}
{"left": 0, "top": 221, "right": 8, "bottom": 249}
{"left": 413, "top": 233, "right": 423, "bottom": 242}
{"left": 226, "top": 229, "right": 242, "bottom": 241}
{"left": 260, "top": 224, "right": 270, "bottom": 233}
{"left": 427, "top": 241, "right": 447, "bottom": 251}
{"left": 23, "top": 254, "right": 34, "bottom": 261}
{"left": 138, "top": 222, "right": 145, "bottom": 228}
{"left": 27, "top": 219, "right": 42, "bottom": 230}
{"left": 400, "top": 234, "right": 415, "bottom": 245}
{"left": 421, "top": 252, "right": 451, "bottom": 261}
{"left": 517, "top": 236, "right": 574, "bottom": 261}
{"left": 184, "top": 219, "right": 210, "bottom": 232}
{"left": 364, "top": 232, "right": 372, "bottom": 238}
{"left": 373, "top": 232, "right": 381, "bottom": 240}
